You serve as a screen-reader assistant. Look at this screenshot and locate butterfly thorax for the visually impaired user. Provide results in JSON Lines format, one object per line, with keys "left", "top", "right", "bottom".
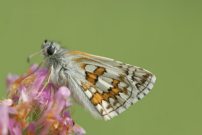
{"left": 44, "top": 52, "right": 64, "bottom": 68}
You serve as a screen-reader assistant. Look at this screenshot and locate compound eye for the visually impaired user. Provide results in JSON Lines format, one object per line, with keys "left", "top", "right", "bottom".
{"left": 47, "top": 45, "right": 55, "bottom": 56}
{"left": 44, "top": 39, "right": 48, "bottom": 43}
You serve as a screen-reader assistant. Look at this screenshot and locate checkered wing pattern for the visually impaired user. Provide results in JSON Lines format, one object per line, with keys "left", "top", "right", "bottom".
{"left": 65, "top": 51, "right": 156, "bottom": 120}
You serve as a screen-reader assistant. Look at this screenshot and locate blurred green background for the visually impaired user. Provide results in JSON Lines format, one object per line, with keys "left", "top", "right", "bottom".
{"left": 0, "top": 0, "right": 201, "bottom": 135}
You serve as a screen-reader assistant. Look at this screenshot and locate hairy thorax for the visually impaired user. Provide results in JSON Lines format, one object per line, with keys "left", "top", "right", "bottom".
{"left": 45, "top": 54, "right": 70, "bottom": 86}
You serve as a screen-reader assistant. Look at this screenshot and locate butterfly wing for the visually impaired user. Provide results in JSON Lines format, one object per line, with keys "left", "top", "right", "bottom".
{"left": 64, "top": 51, "right": 156, "bottom": 120}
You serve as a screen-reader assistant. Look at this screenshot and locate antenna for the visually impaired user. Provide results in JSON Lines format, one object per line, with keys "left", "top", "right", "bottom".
{"left": 27, "top": 50, "right": 43, "bottom": 63}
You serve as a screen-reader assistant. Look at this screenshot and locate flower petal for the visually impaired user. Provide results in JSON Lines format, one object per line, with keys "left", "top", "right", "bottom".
{"left": 3, "top": 65, "right": 86, "bottom": 134}
{"left": 8, "top": 119, "right": 22, "bottom": 135}
{"left": 72, "top": 125, "right": 86, "bottom": 135}
{"left": 0, "top": 104, "right": 9, "bottom": 135}
{"left": 6, "top": 74, "right": 19, "bottom": 89}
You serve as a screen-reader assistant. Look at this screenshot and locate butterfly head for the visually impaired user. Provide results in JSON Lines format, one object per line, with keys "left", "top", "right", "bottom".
{"left": 42, "top": 40, "right": 61, "bottom": 57}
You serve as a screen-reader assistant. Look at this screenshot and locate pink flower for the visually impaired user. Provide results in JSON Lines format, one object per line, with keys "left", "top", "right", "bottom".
{"left": 0, "top": 65, "right": 86, "bottom": 135}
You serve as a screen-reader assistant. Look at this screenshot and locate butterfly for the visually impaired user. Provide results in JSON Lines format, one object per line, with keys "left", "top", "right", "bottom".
{"left": 39, "top": 40, "right": 156, "bottom": 121}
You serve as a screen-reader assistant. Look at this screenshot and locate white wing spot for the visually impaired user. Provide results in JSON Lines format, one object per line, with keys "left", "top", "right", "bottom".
{"left": 127, "top": 86, "right": 132, "bottom": 92}
{"left": 124, "top": 102, "right": 131, "bottom": 109}
{"left": 143, "top": 89, "right": 150, "bottom": 95}
{"left": 117, "top": 106, "right": 126, "bottom": 114}
{"left": 131, "top": 98, "right": 138, "bottom": 104}
{"left": 101, "top": 100, "right": 113, "bottom": 114}
{"left": 103, "top": 115, "right": 111, "bottom": 121}
{"left": 85, "top": 90, "right": 93, "bottom": 98}
{"left": 89, "top": 87, "right": 96, "bottom": 94}
{"left": 108, "top": 111, "right": 118, "bottom": 118}
{"left": 101, "top": 76, "right": 113, "bottom": 84}
{"left": 96, "top": 78, "right": 112, "bottom": 92}
{"left": 151, "top": 75, "right": 156, "bottom": 84}
{"left": 137, "top": 93, "right": 145, "bottom": 100}
{"left": 109, "top": 98, "right": 120, "bottom": 108}
{"left": 85, "top": 65, "right": 97, "bottom": 72}
{"left": 119, "top": 92, "right": 129, "bottom": 100}
{"left": 118, "top": 82, "right": 127, "bottom": 88}
{"left": 116, "top": 95, "right": 125, "bottom": 104}
{"left": 96, "top": 104, "right": 104, "bottom": 115}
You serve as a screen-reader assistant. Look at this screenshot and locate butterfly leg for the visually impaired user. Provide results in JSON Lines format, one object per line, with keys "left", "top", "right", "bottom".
{"left": 36, "top": 66, "right": 53, "bottom": 97}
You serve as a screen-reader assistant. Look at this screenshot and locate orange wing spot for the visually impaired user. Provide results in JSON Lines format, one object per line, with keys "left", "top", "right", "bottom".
{"left": 81, "top": 82, "right": 92, "bottom": 91}
{"left": 90, "top": 87, "right": 128, "bottom": 105}
{"left": 86, "top": 72, "right": 98, "bottom": 85}
{"left": 112, "top": 79, "right": 120, "bottom": 88}
{"left": 103, "top": 93, "right": 110, "bottom": 100}
{"left": 91, "top": 93, "right": 103, "bottom": 105}
{"left": 111, "top": 88, "right": 120, "bottom": 95}
{"left": 94, "top": 67, "right": 106, "bottom": 76}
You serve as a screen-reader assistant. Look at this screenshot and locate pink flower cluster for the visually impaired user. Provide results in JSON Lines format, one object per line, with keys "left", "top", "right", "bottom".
{"left": 0, "top": 65, "right": 85, "bottom": 135}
